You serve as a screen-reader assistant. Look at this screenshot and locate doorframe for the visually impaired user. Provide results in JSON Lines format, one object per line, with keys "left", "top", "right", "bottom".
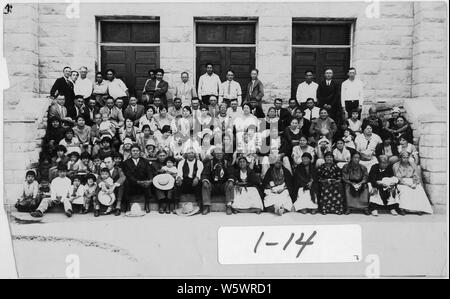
{"left": 96, "top": 17, "right": 160, "bottom": 72}
{"left": 193, "top": 17, "right": 259, "bottom": 85}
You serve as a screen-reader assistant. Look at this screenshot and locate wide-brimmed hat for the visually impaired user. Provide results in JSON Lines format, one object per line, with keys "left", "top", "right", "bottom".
{"left": 98, "top": 192, "right": 115, "bottom": 206}
{"left": 146, "top": 139, "right": 156, "bottom": 148}
{"left": 175, "top": 202, "right": 200, "bottom": 216}
{"left": 123, "top": 138, "right": 133, "bottom": 145}
{"left": 125, "top": 203, "right": 146, "bottom": 217}
{"left": 153, "top": 173, "right": 175, "bottom": 191}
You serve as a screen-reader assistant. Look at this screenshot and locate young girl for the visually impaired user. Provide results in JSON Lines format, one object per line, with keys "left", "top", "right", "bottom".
{"left": 59, "top": 128, "right": 81, "bottom": 155}
{"left": 120, "top": 118, "right": 139, "bottom": 143}
{"left": 97, "top": 168, "right": 116, "bottom": 215}
{"left": 119, "top": 138, "right": 133, "bottom": 160}
{"left": 99, "top": 112, "right": 115, "bottom": 138}
{"left": 78, "top": 152, "right": 94, "bottom": 175}
{"left": 67, "top": 152, "right": 82, "bottom": 178}
{"left": 84, "top": 173, "right": 97, "bottom": 215}
{"left": 73, "top": 115, "right": 91, "bottom": 153}
{"left": 68, "top": 175, "right": 88, "bottom": 214}
{"left": 343, "top": 129, "right": 356, "bottom": 150}
{"left": 15, "top": 170, "right": 40, "bottom": 212}
{"left": 143, "top": 139, "right": 158, "bottom": 162}
{"left": 347, "top": 109, "right": 362, "bottom": 135}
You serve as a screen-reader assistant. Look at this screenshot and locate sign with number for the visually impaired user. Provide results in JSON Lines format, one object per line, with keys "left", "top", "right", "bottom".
{"left": 218, "top": 224, "right": 362, "bottom": 264}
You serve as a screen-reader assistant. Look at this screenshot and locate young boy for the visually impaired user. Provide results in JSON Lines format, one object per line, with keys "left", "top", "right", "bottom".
{"left": 49, "top": 145, "right": 69, "bottom": 181}
{"left": 112, "top": 152, "right": 124, "bottom": 168}
{"left": 84, "top": 174, "right": 97, "bottom": 216}
{"left": 69, "top": 175, "right": 88, "bottom": 214}
{"left": 91, "top": 154, "right": 103, "bottom": 178}
{"left": 59, "top": 128, "right": 81, "bottom": 155}
{"left": 31, "top": 164, "right": 73, "bottom": 218}
{"left": 15, "top": 170, "right": 40, "bottom": 212}
{"left": 161, "top": 156, "right": 178, "bottom": 178}
{"left": 96, "top": 167, "right": 116, "bottom": 215}
{"left": 347, "top": 109, "right": 362, "bottom": 135}
{"left": 67, "top": 151, "right": 82, "bottom": 179}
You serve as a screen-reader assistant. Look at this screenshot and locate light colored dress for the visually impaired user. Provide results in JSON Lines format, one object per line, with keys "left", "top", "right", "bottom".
{"left": 355, "top": 133, "right": 382, "bottom": 172}
{"left": 264, "top": 183, "right": 294, "bottom": 211}
{"left": 294, "top": 187, "right": 318, "bottom": 210}
{"left": 393, "top": 162, "right": 433, "bottom": 214}
{"left": 231, "top": 170, "right": 264, "bottom": 210}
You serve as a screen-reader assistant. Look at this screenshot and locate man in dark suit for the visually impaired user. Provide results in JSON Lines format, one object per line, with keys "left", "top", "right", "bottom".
{"left": 123, "top": 96, "right": 145, "bottom": 126}
{"left": 50, "top": 66, "right": 75, "bottom": 108}
{"left": 83, "top": 97, "right": 99, "bottom": 127}
{"left": 249, "top": 97, "right": 265, "bottom": 119}
{"left": 103, "top": 156, "right": 126, "bottom": 216}
{"left": 245, "top": 69, "right": 264, "bottom": 106}
{"left": 121, "top": 145, "right": 155, "bottom": 213}
{"left": 67, "top": 95, "right": 86, "bottom": 122}
{"left": 273, "top": 98, "right": 291, "bottom": 128}
{"left": 142, "top": 68, "right": 169, "bottom": 106}
{"left": 317, "top": 68, "right": 341, "bottom": 122}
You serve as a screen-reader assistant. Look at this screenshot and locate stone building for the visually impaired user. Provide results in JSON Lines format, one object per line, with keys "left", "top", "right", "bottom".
{"left": 2, "top": 1, "right": 448, "bottom": 206}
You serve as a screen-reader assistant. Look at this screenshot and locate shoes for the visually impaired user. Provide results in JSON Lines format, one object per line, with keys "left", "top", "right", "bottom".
{"left": 30, "top": 210, "right": 43, "bottom": 218}
{"left": 169, "top": 203, "right": 176, "bottom": 214}
{"left": 94, "top": 210, "right": 100, "bottom": 217}
{"left": 103, "top": 207, "right": 113, "bottom": 215}
{"left": 81, "top": 208, "right": 89, "bottom": 214}
{"left": 226, "top": 206, "right": 232, "bottom": 215}
{"left": 371, "top": 210, "right": 379, "bottom": 217}
{"left": 255, "top": 209, "right": 262, "bottom": 215}
{"left": 202, "top": 206, "right": 210, "bottom": 215}
{"left": 158, "top": 204, "right": 165, "bottom": 214}
{"left": 398, "top": 209, "right": 406, "bottom": 216}
{"left": 165, "top": 204, "right": 171, "bottom": 214}
{"left": 115, "top": 209, "right": 121, "bottom": 216}
{"left": 390, "top": 209, "right": 398, "bottom": 216}
{"left": 145, "top": 204, "right": 151, "bottom": 214}
{"left": 364, "top": 209, "right": 371, "bottom": 216}
{"left": 321, "top": 211, "right": 327, "bottom": 215}
{"left": 299, "top": 209, "right": 308, "bottom": 214}
{"left": 310, "top": 209, "right": 317, "bottom": 215}
{"left": 276, "top": 207, "right": 284, "bottom": 216}
{"left": 65, "top": 209, "right": 73, "bottom": 218}
{"left": 345, "top": 209, "right": 351, "bottom": 215}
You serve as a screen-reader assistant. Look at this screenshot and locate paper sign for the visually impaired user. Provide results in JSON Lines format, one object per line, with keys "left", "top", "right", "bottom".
{"left": 218, "top": 224, "right": 362, "bottom": 264}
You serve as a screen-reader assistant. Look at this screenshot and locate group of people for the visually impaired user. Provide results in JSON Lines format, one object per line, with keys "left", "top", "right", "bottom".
{"left": 15, "top": 63, "right": 433, "bottom": 219}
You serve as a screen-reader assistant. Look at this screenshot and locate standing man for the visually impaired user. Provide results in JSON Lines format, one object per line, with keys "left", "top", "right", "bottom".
{"left": 198, "top": 62, "right": 221, "bottom": 106}
{"left": 121, "top": 145, "right": 154, "bottom": 213}
{"left": 296, "top": 69, "right": 318, "bottom": 110}
{"left": 219, "top": 69, "right": 242, "bottom": 107}
{"left": 92, "top": 72, "right": 109, "bottom": 107}
{"left": 245, "top": 69, "right": 264, "bottom": 106}
{"left": 74, "top": 66, "right": 93, "bottom": 101}
{"left": 175, "top": 72, "right": 197, "bottom": 107}
{"left": 341, "top": 67, "right": 364, "bottom": 119}
{"left": 50, "top": 66, "right": 75, "bottom": 107}
{"left": 106, "top": 68, "right": 129, "bottom": 106}
{"left": 143, "top": 68, "right": 169, "bottom": 106}
{"left": 101, "top": 156, "right": 126, "bottom": 216}
{"left": 317, "top": 68, "right": 340, "bottom": 121}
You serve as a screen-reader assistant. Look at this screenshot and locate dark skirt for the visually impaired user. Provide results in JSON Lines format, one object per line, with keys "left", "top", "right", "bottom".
{"left": 318, "top": 181, "right": 345, "bottom": 214}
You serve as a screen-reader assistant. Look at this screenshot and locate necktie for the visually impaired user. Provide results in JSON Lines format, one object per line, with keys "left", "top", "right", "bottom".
{"left": 250, "top": 81, "right": 254, "bottom": 94}
{"left": 227, "top": 81, "right": 231, "bottom": 97}
{"left": 133, "top": 106, "right": 136, "bottom": 113}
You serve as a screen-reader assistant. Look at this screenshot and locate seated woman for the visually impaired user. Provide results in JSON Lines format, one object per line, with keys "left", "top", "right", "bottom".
{"left": 138, "top": 106, "right": 158, "bottom": 133}
{"left": 315, "top": 136, "right": 332, "bottom": 168}
{"left": 391, "top": 116, "right": 414, "bottom": 145}
{"left": 397, "top": 134, "right": 419, "bottom": 165}
{"left": 375, "top": 131, "right": 399, "bottom": 164}
{"left": 292, "top": 108, "right": 311, "bottom": 138}
{"left": 234, "top": 125, "right": 261, "bottom": 170}
{"left": 292, "top": 135, "right": 315, "bottom": 168}
{"left": 309, "top": 108, "right": 337, "bottom": 143}
{"left": 333, "top": 139, "right": 351, "bottom": 168}
{"left": 119, "top": 118, "right": 139, "bottom": 143}
{"left": 354, "top": 124, "right": 382, "bottom": 172}
{"left": 393, "top": 152, "right": 433, "bottom": 215}
{"left": 229, "top": 157, "right": 264, "bottom": 214}
{"left": 260, "top": 126, "right": 292, "bottom": 177}
{"left": 293, "top": 153, "right": 318, "bottom": 214}
{"left": 262, "top": 157, "right": 294, "bottom": 215}
{"left": 154, "top": 105, "right": 173, "bottom": 130}
{"left": 342, "top": 152, "right": 370, "bottom": 215}
{"left": 282, "top": 118, "right": 303, "bottom": 158}
{"left": 317, "top": 152, "right": 345, "bottom": 215}
{"left": 368, "top": 155, "right": 400, "bottom": 216}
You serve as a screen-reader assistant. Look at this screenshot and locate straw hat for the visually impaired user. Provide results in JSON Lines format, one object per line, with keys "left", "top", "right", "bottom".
{"left": 153, "top": 173, "right": 175, "bottom": 191}
{"left": 98, "top": 192, "right": 115, "bottom": 206}
{"left": 125, "top": 202, "right": 146, "bottom": 217}
{"left": 175, "top": 202, "right": 200, "bottom": 216}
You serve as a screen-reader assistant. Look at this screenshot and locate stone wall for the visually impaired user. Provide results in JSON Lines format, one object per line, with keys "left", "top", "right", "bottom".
{"left": 412, "top": 1, "right": 448, "bottom": 111}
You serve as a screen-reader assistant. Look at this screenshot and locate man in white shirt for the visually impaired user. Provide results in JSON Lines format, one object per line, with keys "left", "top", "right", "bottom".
{"left": 175, "top": 72, "right": 198, "bottom": 107}
{"left": 226, "top": 98, "right": 243, "bottom": 124}
{"left": 30, "top": 165, "right": 72, "bottom": 218}
{"left": 106, "top": 68, "right": 129, "bottom": 103}
{"left": 198, "top": 62, "right": 221, "bottom": 106}
{"left": 296, "top": 69, "right": 318, "bottom": 109}
{"left": 92, "top": 72, "right": 109, "bottom": 106}
{"left": 341, "top": 67, "right": 364, "bottom": 118}
{"left": 175, "top": 147, "right": 204, "bottom": 202}
{"left": 219, "top": 69, "right": 242, "bottom": 107}
{"left": 74, "top": 66, "right": 93, "bottom": 100}
{"left": 303, "top": 98, "right": 320, "bottom": 122}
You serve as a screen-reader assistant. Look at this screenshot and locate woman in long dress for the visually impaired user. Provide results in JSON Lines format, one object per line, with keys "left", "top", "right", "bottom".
{"left": 293, "top": 152, "right": 318, "bottom": 214}
{"left": 368, "top": 155, "right": 400, "bottom": 216}
{"left": 230, "top": 157, "right": 264, "bottom": 214}
{"left": 262, "top": 157, "right": 294, "bottom": 215}
{"left": 354, "top": 124, "right": 382, "bottom": 172}
{"left": 342, "top": 152, "right": 370, "bottom": 215}
{"left": 393, "top": 152, "right": 433, "bottom": 215}
{"left": 317, "top": 151, "right": 345, "bottom": 215}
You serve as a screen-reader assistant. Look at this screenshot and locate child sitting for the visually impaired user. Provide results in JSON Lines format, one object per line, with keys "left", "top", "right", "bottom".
{"left": 68, "top": 175, "right": 88, "bottom": 214}
{"left": 67, "top": 151, "right": 82, "bottom": 179}
{"left": 99, "top": 113, "right": 115, "bottom": 138}
{"left": 78, "top": 152, "right": 94, "bottom": 175}
{"left": 347, "top": 109, "right": 362, "bottom": 135}
{"left": 161, "top": 156, "right": 178, "bottom": 178}
{"left": 96, "top": 167, "right": 116, "bottom": 215}
{"left": 84, "top": 173, "right": 97, "bottom": 215}
{"left": 343, "top": 129, "right": 356, "bottom": 150}
{"left": 59, "top": 128, "right": 81, "bottom": 155}
{"left": 15, "top": 170, "right": 40, "bottom": 212}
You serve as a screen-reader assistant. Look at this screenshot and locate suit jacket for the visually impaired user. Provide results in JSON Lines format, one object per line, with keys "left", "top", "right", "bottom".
{"left": 67, "top": 105, "right": 86, "bottom": 121}
{"left": 83, "top": 106, "right": 99, "bottom": 127}
{"left": 251, "top": 106, "right": 265, "bottom": 119}
{"left": 48, "top": 103, "right": 68, "bottom": 120}
{"left": 317, "top": 80, "right": 340, "bottom": 109}
{"left": 121, "top": 158, "right": 154, "bottom": 195}
{"left": 110, "top": 166, "right": 126, "bottom": 186}
{"left": 143, "top": 79, "right": 169, "bottom": 104}
{"left": 123, "top": 104, "right": 145, "bottom": 126}
{"left": 245, "top": 79, "right": 264, "bottom": 103}
{"left": 50, "top": 77, "right": 75, "bottom": 107}
{"left": 275, "top": 108, "right": 291, "bottom": 128}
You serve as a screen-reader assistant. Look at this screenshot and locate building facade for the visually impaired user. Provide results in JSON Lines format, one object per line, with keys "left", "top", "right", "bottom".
{"left": 2, "top": 1, "right": 448, "bottom": 205}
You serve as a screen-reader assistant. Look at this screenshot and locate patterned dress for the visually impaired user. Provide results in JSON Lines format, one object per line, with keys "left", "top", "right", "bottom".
{"left": 317, "top": 163, "right": 345, "bottom": 214}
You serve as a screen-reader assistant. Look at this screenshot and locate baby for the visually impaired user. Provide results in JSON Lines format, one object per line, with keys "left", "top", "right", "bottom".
{"left": 343, "top": 129, "right": 356, "bottom": 150}
{"left": 161, "top": 157, "right": 178, "bottom": 178}
{"left": 99, "top": 113, "right": 115, "bottom": 137}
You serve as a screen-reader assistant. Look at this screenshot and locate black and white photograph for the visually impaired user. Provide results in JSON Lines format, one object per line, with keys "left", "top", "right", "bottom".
{"left": 0, "top": 0, "right": 448, "bottom": 281}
